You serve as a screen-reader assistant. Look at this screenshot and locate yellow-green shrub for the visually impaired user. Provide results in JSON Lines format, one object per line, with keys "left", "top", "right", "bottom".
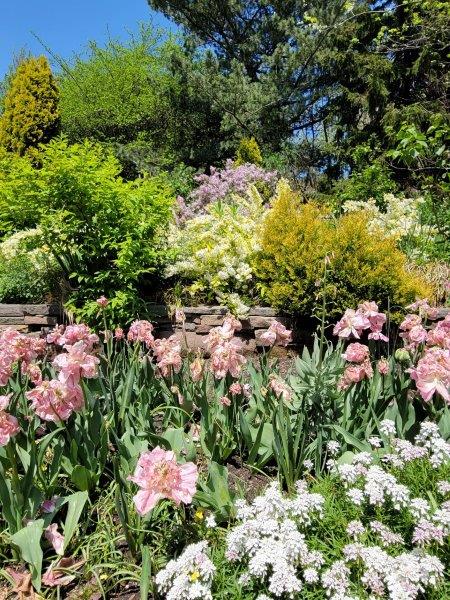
{"left": 235, "top": 137, "right": 263, "bottom": 166}
{"left": 253, "top": 181, "right": 432, "bottom": 319}
{"left": 0, "top": 56, "right": 59, "bottom": 156}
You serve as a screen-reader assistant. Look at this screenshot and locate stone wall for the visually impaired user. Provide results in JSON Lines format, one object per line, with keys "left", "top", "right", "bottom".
{"left": 0, "top": 304, "right": 61, "bottom": 335}
{"left": 153, "top": 305, "right": 292, "bottom": 353}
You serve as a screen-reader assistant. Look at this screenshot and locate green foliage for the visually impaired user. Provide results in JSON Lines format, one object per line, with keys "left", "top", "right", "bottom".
{"left": 0, "top": 139, "right": 174, "bottom": 318}
{"left": 0, "top": 229, "right": 62, "bottom": 303}
{"left": 35, "top": 139, "right": 174, "bottom": 319}
{"left": 253, "top": 181, "right": 432, "bottom": 319}
{"left": 332, "top": 160, "right": 397, "bottom": 208}
{"left": 0, "top": 56, "right": 59, "bottom": 156}
{"left": 235, "top": 137, "right": 262, "bottom": 166}
{"left": 58, "top": 26, "right": 224, "bottom": 174}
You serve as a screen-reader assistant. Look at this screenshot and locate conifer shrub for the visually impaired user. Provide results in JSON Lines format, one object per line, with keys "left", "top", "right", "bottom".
{"left": 0, "top": 56, "right": 60, "bottom": 156}
{"left": 235, "top": 136, "right": 263, "bottom": 166}
{"left": 253, "top": 181, "right": 433, "bottom": 319}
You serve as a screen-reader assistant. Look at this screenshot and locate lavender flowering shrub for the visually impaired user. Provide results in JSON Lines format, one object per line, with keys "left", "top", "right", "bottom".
{"left": 188, "top": 159, "right": 278, "bottom": 215}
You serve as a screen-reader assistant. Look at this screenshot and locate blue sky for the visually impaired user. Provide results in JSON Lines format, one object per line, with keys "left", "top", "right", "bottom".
{"left": 0, "top": 0, "right": 176, "bottom": 79}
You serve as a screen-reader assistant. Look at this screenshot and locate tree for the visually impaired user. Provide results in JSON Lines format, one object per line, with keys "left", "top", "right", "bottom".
{"left": 147, "top": 1, "right": 449, "bottom": 181}
{"left": 58, "top": 26, "right": 225, "bottom": 174}
{"left": 0, "top": 56, "right": 60, "bottom": 156}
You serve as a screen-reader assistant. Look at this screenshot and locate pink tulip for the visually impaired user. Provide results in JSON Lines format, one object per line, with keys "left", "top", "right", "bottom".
{"left": 153, "top": 335, "right": 182, "bottom": 377}
{"left": 128, "top": 447, "right": 198, "bottom": 515}
{"left": 342, "top": 343, "right": 369, "bottom": 364}
{"left": 127, "top": 320, "right": 155, "bottom": 348}
{"left": 260, "top": 320, "right": 292, "bottom": 347}
{"left": 26, "top": 379, "right": 84, "bottom": 422}
{"left": 408, "top": 347, "right": 450, "bottom": 404}
{"left": 96, "top": 296, "right": 109, "bottom": 308}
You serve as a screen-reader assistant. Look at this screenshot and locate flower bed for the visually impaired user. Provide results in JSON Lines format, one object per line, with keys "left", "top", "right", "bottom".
{"left": 0, "top": 298, "right": 448, "bottom": 598}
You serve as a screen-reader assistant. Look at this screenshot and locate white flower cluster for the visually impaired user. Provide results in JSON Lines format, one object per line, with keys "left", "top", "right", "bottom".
{"left": 414, "top": 422, "right": 450, "bottom": 467}
{"left": 225, "top": 480, "right": 325, "bottom": 597}
{"left": 343, "top": 193, "right": 436, "bottom": 242}
{"left": 336, "top": 545, "right": 444, "bottom": 600}
{"left": 155, "top": 541, "right": 215, "bottom": 600}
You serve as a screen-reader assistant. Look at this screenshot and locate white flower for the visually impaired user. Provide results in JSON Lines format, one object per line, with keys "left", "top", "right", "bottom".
{"left": 205, "top": 514, "right": 217, "bottom": 529}
{"left": 155, "top": 541, "right": 215, "bottom": 600}
{"left": 380, "top": 419, "right": 396, "bottom": 436}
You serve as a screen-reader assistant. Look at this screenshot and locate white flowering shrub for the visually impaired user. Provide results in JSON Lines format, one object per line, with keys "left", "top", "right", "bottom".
{"left": 0, "top": 228, "right": 62, "bottom": 302}
{"left": 342, "top": 193, "right": 437, "bottom": 260}
{"left": 166, "top": 185, "right": 266, "bottom": 315}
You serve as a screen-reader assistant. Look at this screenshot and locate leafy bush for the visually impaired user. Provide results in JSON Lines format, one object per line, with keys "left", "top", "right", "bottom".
{"left": 0, "top": 139, "right": 174, "bottom": 318}
{"left": 253, "top": 181, "right": 432, "bottom": 319}
{"left": 0, "top": 229, "right": 62, "bottom": 303}
{"left": 0, "top": 56, "right": 59, "bottom": 156}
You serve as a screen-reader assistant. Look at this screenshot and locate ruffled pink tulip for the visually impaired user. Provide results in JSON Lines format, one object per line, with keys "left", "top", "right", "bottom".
{"left": 153, "top": 335, "right": 182, "bottom": 377}
{"left": 408, "top": 347, "right": 450, "bottom": 404}
{"left": 96, "top": 295, "right": 109, "bottom": 308}
{"left": 260, "top": 320, "right": 292, "bottom": 347}
{"left": 53, "top": 341, "right": 99, "bottom": 386}
{"left": 127, "top": 320, "right": 155, "bottom": 347}
{"left": 342, "top": 343, "right": 369, "bottom": 364}
{"left": 377, "top": 358, "right": 389, "bottom": 376}
{"left": 128, "top": 447, "right": 198, "bottom": 515}
{"left": 26, "top": 379, "right": 84, "bottom": 422}
{"left": 333, "top": 309, "right": 370, "bottom": 339}
{"left": 190, "top": 357, "right": 204, "bottom": 382}
{"left": 0, "top": 409, "right": 19, "bottom": 446}
{"left": 210, "top": 338, "right": 246, "bottom": 379}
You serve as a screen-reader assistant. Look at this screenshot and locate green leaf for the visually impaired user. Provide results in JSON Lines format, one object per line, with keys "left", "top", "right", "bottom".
{"left": 333, "top": 425, "right": 370, "bottom": 452}
{"left": 62, "top": 491, "right": 88, "bottom": 551}
{"left": 70, "top": 465, "right": 93, "bottom": 491}
{"left": 11, "top": 520, "right": 44, "bottom": 591}
{"left": 140, "top": 546, "right": 152, "bottom": 600}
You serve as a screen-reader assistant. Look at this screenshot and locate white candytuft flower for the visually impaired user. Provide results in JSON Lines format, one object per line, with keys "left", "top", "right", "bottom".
{"left": 155, "top": 541, "right": 215, "bottom": 600}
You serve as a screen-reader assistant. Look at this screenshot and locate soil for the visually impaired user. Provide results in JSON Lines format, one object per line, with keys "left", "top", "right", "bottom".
{"left": 227, "top": 456, "right": 270, "bottom": 502}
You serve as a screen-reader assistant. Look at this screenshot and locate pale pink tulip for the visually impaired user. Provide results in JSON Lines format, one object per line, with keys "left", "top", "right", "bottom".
{"left": 408, "top": 347, "right": 450, "bottom": 404}
{"left": 127, "top": 320, "right": 155, "bottom": 347}
{"left": 96, "top": 295, "right": 109, "bottom": 308}
{"left": 26, "top": 379, "right": 84, "bottom": 422}
{"left": 260, "top": 320, "right": 292, "bottom": 347}
{"left": 377, "top": 358, "right": 389, "bottom": 376}
{"left": 333, "top": 309, "right": 370, "bottom": 339}
{"left": 128, "top": 447, "right": 198, "bottom": 514}
{"left": 190, "top": 357, "right": 204, "bottom": 382}
{"left": 53, "top": 341, "right": 99, "bottom": 386}
{"left": 0, "top": 410, "right": 19, "bottom": 446}
{"left": 342, "top": 343, "right": 369, "bottom": 364}
{"left": 153, "top": 335, "right": 182, "bottom": 377}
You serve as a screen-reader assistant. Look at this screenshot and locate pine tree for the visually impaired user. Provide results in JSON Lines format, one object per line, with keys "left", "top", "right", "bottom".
{"left": 0, "top": 56, "right": 60, "bottom": 156}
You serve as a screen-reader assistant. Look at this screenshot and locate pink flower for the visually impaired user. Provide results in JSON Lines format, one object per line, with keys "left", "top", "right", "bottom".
{"left": 0, "top": 393, "right": 12, "bottom": 411}
{"left": 153, "top": 335, "right": 182, "bottom": 377}
{"left": 223, "top": 315, "right": 242, "bottom": 332}
{"left": 0, "top": 409, "right": 19, "bottom": 446}
{"left": 210, "top": 337, "right": 246, "bottom": 379}
{"left": 96, "top": 295, "right": 108, "bottom": 308}
{"left": 220, "top": 395, "right": 231, "bottom": 406}
{"left": 377, "top": 358, "right": 389, "bottom": 375}
{"left": 408, "top": 325, "right": 427, "bottom": 345}
{"left": 128, "top": 447, "right": 198, "bottom": 514}
{"left": 338, "top": 360, "right": 373, "bottom": 390}
{"left": 47, "top": 324, "right": 65, "bottom": 345}
{"left": 53, "top": 341, "right": 99, "bottom": 386}
{"left": 174, "top": 308, "right": 185, "bottom": 324}
{"left": 21, "top": 362, "right": 42, "bottom": 385}
{"left": 57, "top": 324, "right": 99, "bottom": 350}
{"left": 45, "top": 524, "right": 64, "bottom": 555}
{"left": 127, "top": 320, "right": 155, "bottom": 347}
{"left": 408, "top": 347, "right": 450, "bottom": 404}
{"left": 400, "top": 313, "right": 422, "bottom": 331}
{"left": 260, "top": 320, "right": 292, "bottom": 347}
{"left": 333, "top": 309, "right": 370, "bottom": 339}
{"left": 190, "top": 357, "right": 204, "bottom": 382}
{"left": 342, "top": 343, "right": 369, "bottom": 364}
{"left": 26, "top": 379, "right": 84, "bottom": 422}
{"left": 269, "top": 376, "right": 292, "bottom": 402}
{"left": 427, "top": 315, "right": 450, "bottom": 350}
{"left": 114, "top": 327, "right": 124, "bottom": 340}
{"left": 42, "top": 558, "right": 83, "bottom": 587}
{"left": 229, "top": 382, "right": 242, "bottom": 395}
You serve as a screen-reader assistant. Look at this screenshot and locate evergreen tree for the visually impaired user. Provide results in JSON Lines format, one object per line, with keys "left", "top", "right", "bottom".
{"left": 0, "top": 56, "right": 60, "bottom": 156}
